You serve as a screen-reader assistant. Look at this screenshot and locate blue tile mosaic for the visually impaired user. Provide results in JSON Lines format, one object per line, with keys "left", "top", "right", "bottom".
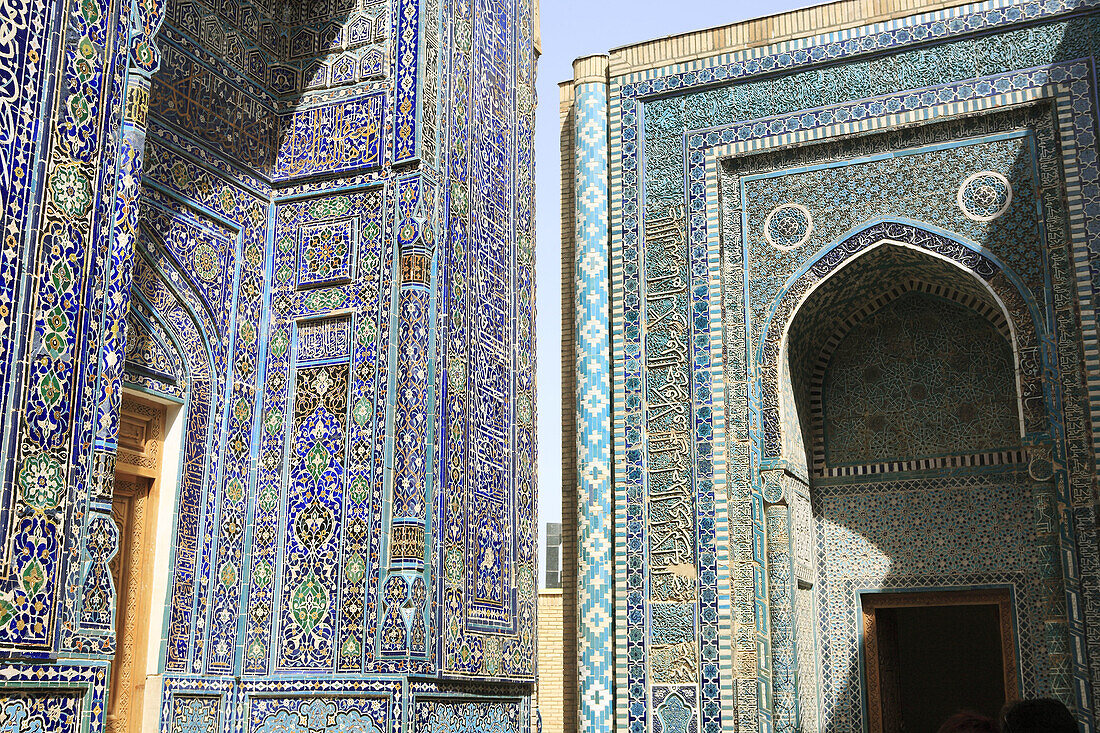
{"left": 0, "top": 0, "right": 537, "bottom": 728}
{"left": 565, "top": 2, "right": 1100, "bottom": 732}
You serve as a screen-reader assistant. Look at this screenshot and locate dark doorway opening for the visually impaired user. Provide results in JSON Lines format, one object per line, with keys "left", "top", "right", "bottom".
{"left": 862, "top": 589, "right": 1019, "bottom": 733}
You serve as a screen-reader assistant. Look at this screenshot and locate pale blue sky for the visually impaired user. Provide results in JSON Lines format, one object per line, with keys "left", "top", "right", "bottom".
{"left": 533, "top": 0, "right": 814, "bottom": 582}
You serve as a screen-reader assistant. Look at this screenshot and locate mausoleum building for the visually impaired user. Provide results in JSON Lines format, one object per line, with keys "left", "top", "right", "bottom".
{"left": 0, "top": 0, "right": 538, "bottom": 730}
{"left": 561, "top": 0, "right": 1100, "bottom": 731}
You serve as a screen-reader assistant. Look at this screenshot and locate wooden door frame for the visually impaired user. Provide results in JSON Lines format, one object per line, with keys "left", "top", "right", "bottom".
{"left": 108, "top": 393, "right": 167, "bottom": 733}
{"left": 861, "top": 587, "right": 1019, "bottom": 733}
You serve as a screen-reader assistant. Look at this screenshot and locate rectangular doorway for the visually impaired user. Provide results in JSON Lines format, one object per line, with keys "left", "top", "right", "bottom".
{"left": 107, "top": 395, "right": 166, "bottom": 733}
{"left": 862, "top": 589, "right": 1018, "bottom": 733}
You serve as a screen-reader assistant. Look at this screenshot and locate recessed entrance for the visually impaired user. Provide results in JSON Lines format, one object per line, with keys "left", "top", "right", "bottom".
{"left": 106, "top": 394, "right": 167, "bottom": 733}
{"left": 862, "top": 589, "right": 1018, "bottom": 733}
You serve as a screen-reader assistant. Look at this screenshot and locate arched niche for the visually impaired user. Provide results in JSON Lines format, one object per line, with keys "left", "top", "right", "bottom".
{"left": 780, "top": 239, "right": 1028, "bottom": 479}
{"left": 757, "top": 220, "right": 1047, "bottom": 473}
{"left": 764, "top": 224, "right": 1078, "bottom": 733}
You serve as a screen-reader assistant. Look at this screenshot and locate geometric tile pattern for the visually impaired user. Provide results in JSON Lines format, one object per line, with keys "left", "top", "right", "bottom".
{"left": 297, "top": 218, "right": 358, "bottom": 288}
{"left": 247, "top": 695, "right": 387, "bottom": 733}
{"left": 821, "top": 291, "right": 1019, "bottom": 467}
{"left": 813, "top": 471, "right": 1061, "bottom": 731}
{"left": 725, "top": 105, "right": 1091, "bottom": 726}
{"left": 575, "top": 2, "right": 1100, "bottom": 733}
{"left": 573, "top": 79, "right": 614, "bottom": 733}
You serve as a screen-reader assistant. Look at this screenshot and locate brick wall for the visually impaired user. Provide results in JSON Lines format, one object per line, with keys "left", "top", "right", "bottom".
{"left": 536, "top": 589, "right": 565, "bottom": 733}
{"left": 558, "top": 79, "right": 579, "bottom": 733}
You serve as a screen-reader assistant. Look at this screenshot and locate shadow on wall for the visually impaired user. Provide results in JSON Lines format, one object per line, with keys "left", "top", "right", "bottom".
{"left": 149, "top": 0, "right": 389, "bottom": 180}
{"left": 774, "top": 23, "right": 1097, "bottom": 728}
{"left": 786, "top": 251, "right": 1063, "bottom": 732}
{"left": 132, "top": 0, "right": 390, "bottom": 682}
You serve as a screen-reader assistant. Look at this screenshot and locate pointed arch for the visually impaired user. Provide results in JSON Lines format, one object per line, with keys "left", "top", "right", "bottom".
{"left": 756, "top": 219, "right": 1048, "bottom": 465}
{"left": 127, "top": 233, "right": 222, "bottom": 672}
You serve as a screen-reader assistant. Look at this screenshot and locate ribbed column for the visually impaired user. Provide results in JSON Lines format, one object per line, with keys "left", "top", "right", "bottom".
{"left": 764, "top": 498, "right": 795, "bottom": 732}
{"left": 572, "top": 55, "right": 612, "bottom": 733}
{"left": 90, "top": 75, "right": 150, "bottom": 490}
{"left": 1030, "top": 443, "right": 1074, "bottom": 706}
{"left": 80, "top": 59, "right": 160, "bottom": 638}
{"left": 88, "top": 0, "right": 166, "bottom": 502}
{"left": 389, "top": 173, "right": 434, "bottom": 570}
{"left": 382, "top": 173, "right": 435, "bottom": 659}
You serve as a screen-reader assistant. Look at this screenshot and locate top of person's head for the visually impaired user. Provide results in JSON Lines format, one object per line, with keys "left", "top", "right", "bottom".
{"left": 936, "top": 711, "right": 997, "bottom": 733}
{"left": 1001, "top": 698, "right": 1077, "bottom": 733}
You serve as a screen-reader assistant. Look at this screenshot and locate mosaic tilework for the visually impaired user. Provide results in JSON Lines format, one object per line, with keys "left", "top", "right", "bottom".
{"left": 0, "top": 0, "right": 120, "bottom": 657}
{"left": 414, "top": 697, "right": 525, "bottom": 733}
{"left": 247, "top": 189, "right": 390, "bottom": 676}
{"left": 123, "top": 306, "right": 187, "bottom": 399}
{"left": 779, "top": 239, "right": 1032, "bottom": 474}
{"left": 167, "top": 696, "right": 220, "bottom": 733}
{"left": 573, "top": 79, "right": 614, "bottom": 733}
{"left": 653, "top": 686, "right": 698, "bottom": 733}
{"left": 237, "top": 679, "right": 401, "bottom": 733}
{"left": 0, "top": 0, "right": 174, "bottom": 668}
{"left": 0, "top": 663, "right": 108, "bottom": 732}
{"left": 813, "top": 471, "right": 1060, "bottom": 729}
{"left": 275, "top": 93, "right": 386, "bottom": 179}
{"left": 136, "top": 150, "right": 269, "bottom": 677}
{"left": 821, "top": 292, "right": 1018, "bottom": 467}
{"left": 722, "top": 107, "right": 1089, "bottom": 727}
{"left": 278, "top": 363, "right": 350, "bottom": 671}
{"left": 297, "top": 219, "right": 358, "bottom": 289}
{"left": 0, "top": 0, "right": 536, "bottom": 727}
{"left": 248, "top": 696, "right": 387, "bottom": 733}
{"left": 151, "top": 0, "right": 393, "bottom": 174}
{"left": 437, "top": 0, "right": 538, "bottom": 682}
{"left": 568, "top": 2, "right": 1100, "bottom": 732}
{"left": 0, "top": 0, "right": 53, "bottom": 540}
{"left": 738, "top": 131, "right": 1045, "bottom": 350}
{"left": 0, "top": 691, "right": 82, "bottom": 733}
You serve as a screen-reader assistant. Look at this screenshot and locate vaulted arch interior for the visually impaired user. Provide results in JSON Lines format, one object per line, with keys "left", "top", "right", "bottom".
{"left": 782, "top": 242, "right": 1067, "bottom": 731}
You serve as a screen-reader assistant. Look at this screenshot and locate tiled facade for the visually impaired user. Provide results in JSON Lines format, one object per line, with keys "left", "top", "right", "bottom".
{"left": 561, "top": 0, "right": 1100, "bottom": 731}
{"left": 572, "top": 55, "right": 615, "bottom": 733}
{"left": 0, "top": 0, "right": 538, "bottom": 730}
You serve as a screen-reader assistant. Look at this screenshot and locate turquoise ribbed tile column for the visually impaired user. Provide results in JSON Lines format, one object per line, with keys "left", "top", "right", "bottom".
{"left": 573, "top": 55, "right": 614, "bottom": 733}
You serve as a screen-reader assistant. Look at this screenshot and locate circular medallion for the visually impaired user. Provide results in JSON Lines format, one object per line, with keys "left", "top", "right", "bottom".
{"left": 192, "top": 242, "right": 220, "bottom": 282}
{"left": 764, "top": 203, "right": 813, "bottom": 250}
{"left": 1028, "top": 445, "right": 1055, "bottom": 483}
{"left": 957, "top": 171, "right": 1012, "bottom": 221}
{"left": 761, "top": 473, "right": 783, "bottom": 503}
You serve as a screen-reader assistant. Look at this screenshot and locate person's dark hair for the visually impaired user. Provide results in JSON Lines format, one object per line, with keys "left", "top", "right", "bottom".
{"left": 936, "top": 711, "right": 997, "bottom": 733}
{"left": 1000, "top": 698, "right": 1077, "bottom": 733}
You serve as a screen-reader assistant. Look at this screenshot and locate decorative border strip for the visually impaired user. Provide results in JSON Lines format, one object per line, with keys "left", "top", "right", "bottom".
{"left": 0, "top": 662, "right": 109, "bottom": 731}
{"left": 573, "top": 79, "right": 614, "bottom": 733}
{"left": 614, "top": 0, "right": 1092, "bottom": 88}
{"left": 820, "top": 448, "right": 1028, "bottom": 478}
